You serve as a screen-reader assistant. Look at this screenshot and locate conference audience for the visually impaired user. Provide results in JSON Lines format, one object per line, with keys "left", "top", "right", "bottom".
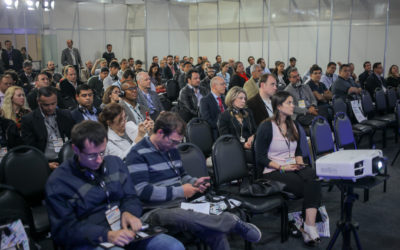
{"left": 272, "top": 61, "right": 286, "bottom": 90}
{"left": 99, "top": 103, "right": 153, "bottom": 159}
{"left": 0, "top": 116, "right": 22, "bottom": 149}
{"left": 87, "top": 67, "right": 109, "bottom": 100}
{"left": 247, "top": 73, "right": 277, "bottom": 126}
{"left": 218, "top": 86, "right": 256, "bottom": 150}
{"left": 216, "top": 61, "right": 231, "bottom": 89}
{"left": 91, "top": 58, "right": 108, "bottom": 76}
{"left": 71, "top": 84, "right": 101, "bottom": 123}
{"left": 246, "top": 56, "right": 255, "bottom": 78}
{"left": 307, "top": 65, "right": 333, "bottom": 120}
{"left": 120, "top": 81, "right": 148, "bottom": 124}
{"left": 243, "top": 64, "right": 263, "bottom": 100}
{"left": 1, "top": 40, "right": 23, "bottom": 71}
{"left": 178, "top": 61, "right": 193, "bottom": 89}
{"left": 255, "top": 90, "right": 322, "bottom": 245}
{"left": 0, "top": 74, "right": 13, "bottom": 107}
{"left": 101, "top": 85, "right": 121, "bottom": 108}
{"left": 148, "top": 63, "right": 162, "bottom": 87}
{"left": 332, "top": 64, "right": 362, "bottom": 101}
{"left": 136, "top": 72, "right": 164, "bottom": 120}
{"left": 200, "top": 67, "right": 216, "bottom": 92}
{"left": 59, "top": 65, "right": 82, "bottom": 109}
{"left": 18, "top": 60, "right": 36, "bottom": 94}
{"left": 103, "top": 61, "right": 120, "bottom": 91}
{"left": 321, "top": 62, "right": 338, "bottom": 90}
{"left": 358, "top": 61, "right": 372, "bottom": 88}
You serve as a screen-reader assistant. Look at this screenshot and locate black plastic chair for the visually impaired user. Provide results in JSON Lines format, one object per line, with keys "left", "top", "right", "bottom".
{"left": 0, "top": 146, "right": 50, "bottom": 236}
{"left": 178, "top": 143, "right": 209, "bottom": 178}
{"left": 374, "top": 88, "right": 398, "bottom": 143}
{"left": 297, "top": 122, "right": 313, "bottom": 166}
{"left": 186, "top": 118, "right": 214, "bottom": 158}
{"left": 386, "top": 87, "right": 398, "bottom": 112}
{"left": 58, "top": 140, "right": 75, "bottom": 164}
{"left": 166, "top": 79, "right": 180, "bottom": 102}
{"left": 392, "top": 100, "right": 400, "bottom": 166}
{"left": 212, "top": 135, "right": 287, "bottom": 244}
{"left": 361, "top": 91, "right": 389, "bottom": 148}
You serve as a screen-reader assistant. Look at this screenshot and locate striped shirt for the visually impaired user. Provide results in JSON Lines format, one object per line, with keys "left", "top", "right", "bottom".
{"left": 125, "top": 137, "right": 197, "bottom": 207}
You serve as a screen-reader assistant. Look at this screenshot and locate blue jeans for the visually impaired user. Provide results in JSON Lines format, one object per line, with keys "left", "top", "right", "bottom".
{"left": 93, "top": 233, "right": 184, "bottom": 250}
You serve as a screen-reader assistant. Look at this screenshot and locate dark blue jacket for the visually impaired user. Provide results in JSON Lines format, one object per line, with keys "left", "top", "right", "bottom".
{"left": 45, "top": 155, "right": 142, "bottom": 249}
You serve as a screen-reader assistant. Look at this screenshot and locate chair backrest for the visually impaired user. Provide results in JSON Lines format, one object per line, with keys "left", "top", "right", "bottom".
{"left": 374, "top": 88, "right": 387, "bottom": 112}
{"left": 0, "top": 146, "right": 49, "bottom": 203}
{"left": 166, "top": 79, "right": 179, "bottom": 101}
{"left": 361, "top": 91, "right": 375, "bottom": 115}
{"left": 212, "top": 135, "right": 248, "bottom": 186}
{"left": 58, "top": 140, "right": 75, "bottom": 164}
{"left": 297, "top": 122, "right": 313, "bottom": 166}
{"left": 396, "top": 100, "right": 400, "bottom": 129}
{"left": 310, "top": 116, "right": 335, "bottom": 159}
{"left": 332, "top": 96, "right": 348, "bottom": 116}
{"left": 186, "top": 118, "right": 214, "bottom": 157}
{"left": 178, "top": 143, "right": 208, "bottom": 178}
{"left": 333, "top": 112, "right": 357, "bottom": 150}
{"left": 387, "top": 87, "right": 398, "bottom": 110}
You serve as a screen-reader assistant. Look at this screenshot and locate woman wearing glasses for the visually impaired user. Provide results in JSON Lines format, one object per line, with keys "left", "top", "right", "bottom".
{"left": 255, "top": 91, "right": 321, "bottom": 245}
{"left": 101, "top": 85, "right": 121, "bottom": 109}
{"left": 99, "top": 103, "right": 153, "bottom": 159}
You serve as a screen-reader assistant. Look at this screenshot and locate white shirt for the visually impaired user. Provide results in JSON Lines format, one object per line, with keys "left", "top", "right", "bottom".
{"left": 69, "top": 48, "right": 76, "bottom": 65}
{"left": 262, "top": 97, "right": 273, "bottom": 117}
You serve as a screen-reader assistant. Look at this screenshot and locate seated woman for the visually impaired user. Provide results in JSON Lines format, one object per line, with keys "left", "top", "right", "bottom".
{"left": 99, "top": 103, "right": 154, "bottom": 159}
{"left": 272, "top": 61, "right": 287, "bottom": 90}
{"left": 229, "top": 61, "right": 248, "bottom": 89}
{"left": 149, "top": 63, "right": 162, "bottom": 87}
{"left": 386, "top": 64, "right": 400, "bottom": 89}
{"left": 101, "top": 85, "right": 121, "bottom": 109}
{"left": 218, "top": 86, "right": 256, "bottom": 151}
{"left": 216, "top": 61, "right": 231, "bottom": 89}
{"left": 255, "top": 91, "right": 321, "bottom": 245}
{"left": 1, "top": 86, "right": 31, "bottom": 131}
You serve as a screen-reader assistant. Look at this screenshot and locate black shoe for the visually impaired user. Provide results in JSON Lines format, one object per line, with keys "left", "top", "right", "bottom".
{"left": 232, "top": 215, "right": 262, "bottom": 243}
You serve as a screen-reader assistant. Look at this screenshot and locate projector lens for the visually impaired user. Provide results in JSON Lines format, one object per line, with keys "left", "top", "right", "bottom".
{"left": 372, "top": 157, "right": 386, "bottom": 175}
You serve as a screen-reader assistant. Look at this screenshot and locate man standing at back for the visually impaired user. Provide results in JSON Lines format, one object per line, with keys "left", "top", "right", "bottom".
{"left": 126, "top": 111, "right": 262, "bottom": 250}
{"left": 102, "top": 44, "right": 115, "bottom": 65}
{"left": 1, "top": 40, "right": 23, "bottom": 71}
{"left": 45, "top": 120, "right": 184, "bottom": 250}
{"left": 61, "top": 40, "right": 82, "bottom": 80}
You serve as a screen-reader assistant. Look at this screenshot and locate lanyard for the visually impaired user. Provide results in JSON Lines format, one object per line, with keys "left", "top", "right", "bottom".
{"left": 160, "top": 151, "right": 182, "bottom": 184}
{"left": 277, "top": 123, "right": 292, "bottom": 158}
{"left": 44, "top": 117, "right": 61, "bottom": 138}
{"left": 87, "top": 165, "right": 112, "bottom": 209}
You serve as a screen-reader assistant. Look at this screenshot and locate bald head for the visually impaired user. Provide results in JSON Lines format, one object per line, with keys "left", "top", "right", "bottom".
{"left": 67, "top": 40, "right": 73, "bottom": 48}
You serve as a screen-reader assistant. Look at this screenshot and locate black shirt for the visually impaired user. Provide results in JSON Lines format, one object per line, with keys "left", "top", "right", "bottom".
{"left": 308, "top": 80, "right": 328, "bottom": 105}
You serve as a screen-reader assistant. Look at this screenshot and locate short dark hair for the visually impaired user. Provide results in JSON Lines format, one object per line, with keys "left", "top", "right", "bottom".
{"left": 4, "top": 40, "right": 11, "bottom": 44}
{"left": 122, "top": 69, "right": 135, "bottom": 80}
{"left": 128, "top": 57, "right": 134, "bottom": 61}
{"left": 76, "top": 84, "right": 92, "bottom": 95}
{"left": 186, "top": 69, "right": 199, "bottom": 83}
{"left": 256, "top": 58, "right": 264, "bottom": 64}
{"left": 258, "top": 73, "right": 277, "bottom": 87}
{"left": 289, "top": 57, "right": 297, "bottom": 62}
{"left": 37, "top": 86, "right": 57, "bottom": 99}
{"left": 287, "top": 67, "right": 298, "bottom": 77}
{"left": 106, "top": 44, "right": 112, "bottom": 47}
{"left": 153, "top": 111, "right": 186, "bottom": 136}
{"left": 174, "top": 55, "right": 179, "bottom": 59}
{"left": 220, "top": 62, "right": 229, "bottom": 70}
{"left": 248, "top": 56, "right": 255, "bottom": 63}
{"left": 152, "top": 56, "right": 158, "bottom": 60}
{"left": 339, "top": 64, "right": 350, "bottom": 72}
{"left": 327, "top": 62, "right": 336, "bottom": 68}
{"left": 100, "top": 67, "right": 109, "bottom": 73}
{"left": 183, "top": 61, "right": 192, "bottom": 67}
{"left": 135, "top": 60, "right": 143, "bottom": 65}
{"left": 109, "top": 61, "right": 120, "bottom": 69}
{"left": 35, "top": 72, "right": 49, "bottom": 82}
{"left": 373, "top": 62, "right": 382, "bottom": 70}
{"left": 215, "top": 55, "right": 221, "bottom": 60}
{"left": 71, "top": 121, "right": 107, "bottom": 151}
{"left": 23, "top": 60, "right": 32, "bottom": 68}
{"left": 167, "top": 55, "right": 173, "bottom": 59}
{"left": 363, "top": 61, "right": 371, "bottom": 68}
{"left": 309, "top": 64, "right": 322, "bottom": 74}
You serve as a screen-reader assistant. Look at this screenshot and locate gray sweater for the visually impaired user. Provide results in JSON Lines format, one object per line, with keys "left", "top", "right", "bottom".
{"left": 284, "top": 83, "right": 317, "bottom": 118}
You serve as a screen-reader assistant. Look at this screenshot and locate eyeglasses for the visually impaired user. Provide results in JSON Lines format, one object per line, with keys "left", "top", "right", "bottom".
{"left": 81, "top": 151, "right": 106, "bottom": 161}
{"left": 166, "top": 136, "right": 183, "bottom": 145}
{"left": 125, "top": 86, "right": 138, "bottom": 91}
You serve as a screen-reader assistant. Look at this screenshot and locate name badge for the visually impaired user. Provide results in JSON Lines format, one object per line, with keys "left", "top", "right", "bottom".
{"left": 9, "top": 59, "right": 13, "bottom": 66}
{"left": 105, "top": 205, "right": 121, "bottom": 231}
{"left": 298, "top": 100, "right": 306, "bottom": 109}
{"left": 53, "top": 138, "right": 64, "bottom": 153}
{"left": 285, "top": 158, "right": 296, "bottom": 165}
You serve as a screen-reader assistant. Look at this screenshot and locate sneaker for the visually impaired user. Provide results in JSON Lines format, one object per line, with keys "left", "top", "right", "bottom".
{"left": 232, "top": 215, "right": 262, "bottom": 243}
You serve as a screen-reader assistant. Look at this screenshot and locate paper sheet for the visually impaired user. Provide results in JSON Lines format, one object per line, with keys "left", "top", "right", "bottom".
{"left": 180, "top": 202, "right": 210, "bottom": 215}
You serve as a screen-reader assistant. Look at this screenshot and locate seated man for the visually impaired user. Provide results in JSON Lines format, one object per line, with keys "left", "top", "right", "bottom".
{"left": 18, "top": 60, "right": 36, "bottom": 93}
{"left": 120, "top": 80, "right": 148, "bottom": 124}
{"left": 331, "top": 64, "right": 362, "bottom": 101}
{"left": 200, "top": 66, "right": 216, "bottom": 92}
{"left": 45, "top": 120, "right": 184, "bottom": 250}
{"left": 358, "top": 61, "right": 372, "bottom": 88}
{"left": 199, "top": 76, "right": 227, "bottom": 140}
{"left": 247, "top": 73, "right": 277, "bottom": 126}
{"left": 284, "top": 68, "right": 319, "bottom": 127}
{"left": 178, "top": 69, "right": 208, "bottom": 122}
{"left": 126, "top": 112, "right": 262, "bottom": 250}
{"left": 243, "top": 64, "right": 263, "bottom": 100}
{"left": 103, "top": 61, "right": 120, "bottom": 91}
{"left": 136, "top": 72, "right": 164, "bottom": 121}
{"left": 307, "top": 65, "right": 333, "bottom": 121}
{"left": 21, "top": 86, "right": 75, "bottom": 169}
{"left": 71, "top": 84, "right": 101, "bottom": 123}
{"left": 320, "top": 62, "right": 338, "bottom": 90}
{"left": 60, "top": 65, "right": 82, "bottom": 109}
{"left": 178, "top": 61, "right": 192, "bottom": 90}
{"left": 88, "top": 67, "right": 109, "bottom": 101}
{"left": 365, "top": 62, "right": 387, "bottom": 98}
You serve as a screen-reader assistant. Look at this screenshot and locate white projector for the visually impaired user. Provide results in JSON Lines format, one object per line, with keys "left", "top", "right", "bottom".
{"left": 316, "top": 150, "right": 385, "bottom": 181}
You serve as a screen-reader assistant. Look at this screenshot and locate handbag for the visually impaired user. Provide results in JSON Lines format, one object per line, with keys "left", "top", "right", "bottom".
{"left": 239, "top": 177, "right": 286, "bottom": 197}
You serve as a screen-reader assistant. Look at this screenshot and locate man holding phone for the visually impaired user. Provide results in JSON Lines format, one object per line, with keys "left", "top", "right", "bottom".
{"left": 126, "top": 112, "right": 263, "bottom": 250}
{"left": 45, "top": 121, "right": 184, "bottom": 250}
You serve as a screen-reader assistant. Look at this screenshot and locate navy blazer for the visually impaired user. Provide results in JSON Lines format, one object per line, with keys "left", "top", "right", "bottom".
{"left": 199, "top": 92, "right": 226, "bottom": 139}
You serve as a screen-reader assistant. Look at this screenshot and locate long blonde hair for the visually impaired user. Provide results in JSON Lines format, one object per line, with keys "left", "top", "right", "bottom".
{"left": 1, "top": 86, "right": 29, "bottom": 122}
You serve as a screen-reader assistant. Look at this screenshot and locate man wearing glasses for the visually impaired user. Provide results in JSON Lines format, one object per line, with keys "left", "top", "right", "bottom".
{"left": 125, "top": 112, "right": 262, "bottom": 250}
{"left": 71, "top": 84, "right": 101, "bottom": 123}
{"left": 120, "top": 81, "right": 149, "bottom": 125}
{"left": 45, "top": 120, "right": 184, "bottom": 250}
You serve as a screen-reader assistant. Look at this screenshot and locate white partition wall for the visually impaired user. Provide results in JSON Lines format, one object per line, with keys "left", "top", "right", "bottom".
{"left": 0, "top": 0, "right": 398, "bottom": 77}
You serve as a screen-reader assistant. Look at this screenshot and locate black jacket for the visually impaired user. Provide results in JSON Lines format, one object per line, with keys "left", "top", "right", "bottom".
{"left": 217, "top": 108, "right": 257, "bottom": 142}
{"left": 358, "top": 70, "right": 371, "bottom": 88}
{"left": 178, "top": 85, "right": 208, "bottom": 122}
{"left": 70, "top": 106, "right": 101, "bottom": 124}
{"left": 199, "top": 93, "right": 226, "bottom": 140}
{"left": 365, "top": 74, "right": 387, "bottom": 99}
{"left": 21, "top": 108, "right": 75, "bottom": 153}
{"left": 247, "top": 93, "right": 271, "bottom": 127}
{"left": 1, "top": 49, "right": 24, "bottom": 71}
{"left": 0, "top": 117, "right": 22, "bottom": 149}
{"left": 229, "top": 74, "right": 246, "bottom": 89}
{"left": 27, "top": 88, "right": 66, "bottom": 111}
{"left": 18, "top": 72, "right": 36, "bottom": 94}
{"left": 102, "top": 51, "right": 115, "bottom": 65}
{"left": 200, "top": 77, "right": 211, "bottom": 92}
{"left": 164, "top": 65, "right": 174, "bottom": 80}
{"left": 60, "top": 79, "right": 83, "bottom": 109}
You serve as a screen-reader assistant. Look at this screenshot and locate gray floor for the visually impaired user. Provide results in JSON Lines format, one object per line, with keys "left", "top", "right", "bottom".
{"left": 225, "top": 133, "right": 400, "bottom": 250}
